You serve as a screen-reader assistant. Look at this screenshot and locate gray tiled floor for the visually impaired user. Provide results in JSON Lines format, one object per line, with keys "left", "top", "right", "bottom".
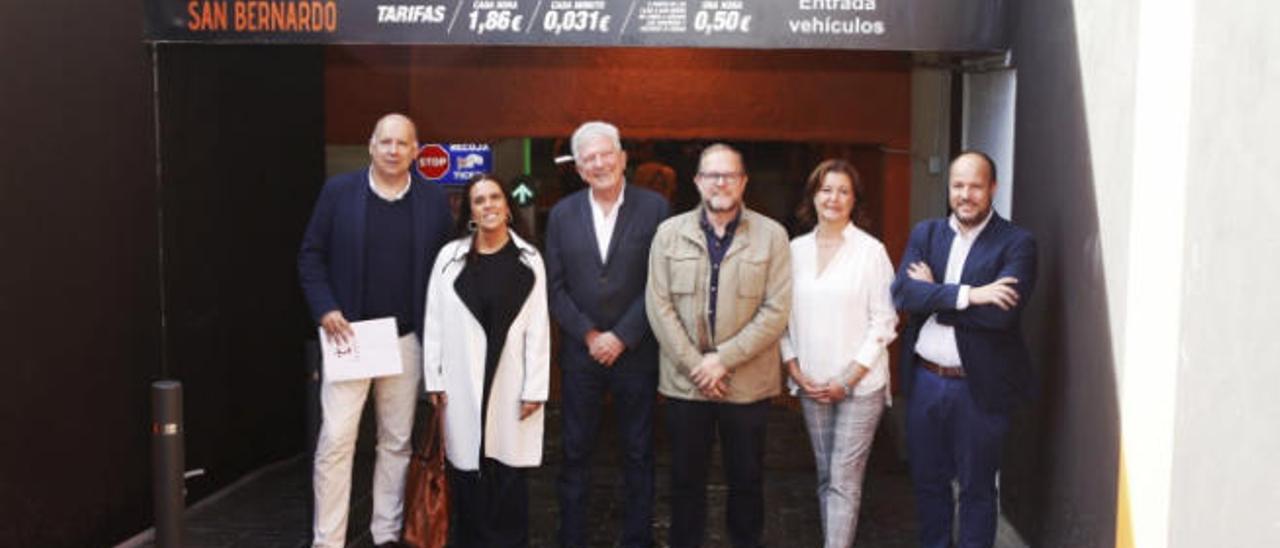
{"left": 139, "top": 400, "right": 918, "bottom": 547}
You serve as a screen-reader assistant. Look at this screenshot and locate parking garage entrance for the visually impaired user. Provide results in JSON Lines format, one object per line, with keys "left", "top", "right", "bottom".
{"left": 140, "top": 1, "right": 1027, "bottom": 545}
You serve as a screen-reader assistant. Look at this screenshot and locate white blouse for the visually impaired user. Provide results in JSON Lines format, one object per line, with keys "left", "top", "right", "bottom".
{"left": 781, "top": 222, "right": 898, "bottom": 402}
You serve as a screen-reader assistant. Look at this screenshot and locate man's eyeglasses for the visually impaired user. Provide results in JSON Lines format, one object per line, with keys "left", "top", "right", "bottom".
{"left": 695, "top": 171, "right": 745, "bottom": 184}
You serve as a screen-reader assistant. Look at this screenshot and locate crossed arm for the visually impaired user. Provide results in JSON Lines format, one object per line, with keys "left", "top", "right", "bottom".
{"left": 891, "top": 224, "right": 1038, "bottom": 330}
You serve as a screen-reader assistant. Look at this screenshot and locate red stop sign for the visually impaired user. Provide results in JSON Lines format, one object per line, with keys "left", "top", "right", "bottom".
{"left": 416, "top": 144, "right": 450, "bottom": 180}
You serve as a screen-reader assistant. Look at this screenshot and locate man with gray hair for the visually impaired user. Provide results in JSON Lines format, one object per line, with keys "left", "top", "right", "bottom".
{"left": 299, "top": 113, "right": 453, "bottom": 547}
{"left": 546, "top": 121, "right": 670, "bottom": 547}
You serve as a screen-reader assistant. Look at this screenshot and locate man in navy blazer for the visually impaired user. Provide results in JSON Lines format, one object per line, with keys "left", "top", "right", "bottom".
{"left": 298, "top": 113, "right": 453, "bottom": 548}
{"left": 545, "top": 121, "right": 670, "bottom": 548}
{"left": 891, "top": 151, "right": 1037, "bottom": 548}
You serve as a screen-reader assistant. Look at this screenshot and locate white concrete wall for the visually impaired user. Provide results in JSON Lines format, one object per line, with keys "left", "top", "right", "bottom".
{"left": 1168, "top": 1, "right": 1280, "bottom": 545}
{"left": 1007, "top": 0, "right": 1139, "bottom": 543}
{"left": 1013, "top": 0, "right": 1280, "bottom": 545}
{"left": 1071, "top": 0, "right": 1140, "bottom": 357}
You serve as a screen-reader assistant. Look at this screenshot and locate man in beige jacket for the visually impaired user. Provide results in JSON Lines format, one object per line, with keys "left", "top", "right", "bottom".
{"left": 646, "top": 143, "right": 791, "bottom": 548}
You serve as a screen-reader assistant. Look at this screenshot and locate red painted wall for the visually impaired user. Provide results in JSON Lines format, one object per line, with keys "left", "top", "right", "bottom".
{"left": 324, "top": 44, "right": 912, "bottom": 244}
{"left": 326, "top": 46, "right": 911, "bottom": 147}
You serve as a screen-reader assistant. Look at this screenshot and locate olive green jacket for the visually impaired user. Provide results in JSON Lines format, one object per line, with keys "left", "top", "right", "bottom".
{"left": 645, "top": 206, "right": 792, "bottom": 403}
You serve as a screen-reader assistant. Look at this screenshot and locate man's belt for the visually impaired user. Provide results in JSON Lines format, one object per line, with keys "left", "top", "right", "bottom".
{"left": 919, "top": 357, "right": 965, "bottom": 379}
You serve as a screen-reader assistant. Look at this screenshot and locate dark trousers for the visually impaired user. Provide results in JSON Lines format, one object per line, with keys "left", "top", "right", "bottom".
{"left": 557, "top": 354, "right": 657, "bottom": 548}
{"left": 665, "top": 398, "right": 769, "bottom": 548}
{"left": 447, "top": 459, "right": 529, "bottom": 548}
{"left": 906, "top": 366, "right": 1010, "bottom": 548}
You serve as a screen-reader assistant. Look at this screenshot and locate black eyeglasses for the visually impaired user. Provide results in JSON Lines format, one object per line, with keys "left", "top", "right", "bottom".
{"left": 695, "top": 171, "right": 745, "bottom": 184}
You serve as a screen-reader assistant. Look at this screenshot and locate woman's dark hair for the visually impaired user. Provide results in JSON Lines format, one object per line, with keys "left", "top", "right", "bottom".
{"left": 454, "top": 173, "right": 527, "bottom": 261}
{"left": 794, "top": 158, "right": 866, "bottom": 232}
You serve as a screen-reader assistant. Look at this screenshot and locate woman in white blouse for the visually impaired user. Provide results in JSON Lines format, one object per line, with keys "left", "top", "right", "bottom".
{"left": 782, "top": 159, "right": 898, "bottom": 548}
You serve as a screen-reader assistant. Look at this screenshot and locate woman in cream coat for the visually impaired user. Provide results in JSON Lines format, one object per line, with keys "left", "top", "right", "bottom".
{"left": 423, "top": 174, "right": 549, "bottom": 547}
{"left": 782, "top": 159, "right": 898, "bottom": 548}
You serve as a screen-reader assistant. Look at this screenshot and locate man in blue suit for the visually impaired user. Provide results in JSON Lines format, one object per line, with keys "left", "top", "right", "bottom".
{"left": 546, "top": 121, "right": 670, "bottom": 548}
{"left": 891, "top": 150, "right": 1037, "bottom": 548}
{"left": 298, "top": 113, "right": 453, "bottom": 548}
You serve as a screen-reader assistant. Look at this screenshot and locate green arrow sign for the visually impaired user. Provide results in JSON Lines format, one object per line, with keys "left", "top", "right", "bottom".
{"left": 512, "top": 183, "right": 535, "bottom": 207}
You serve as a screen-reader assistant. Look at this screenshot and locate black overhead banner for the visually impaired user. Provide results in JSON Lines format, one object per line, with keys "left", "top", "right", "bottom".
{"left": 147, "top": 0, "right": 1007, "bottom": 51}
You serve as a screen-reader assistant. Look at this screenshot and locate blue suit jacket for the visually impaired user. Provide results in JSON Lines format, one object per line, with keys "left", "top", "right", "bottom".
{"left": 297, "top": 168, "right": 453, "bottom": 338}
{"left": 891, "top": 214, "right": 1038, "bottom": 413}
{"left": 545, "top": 184, "right": 670, "bottom": 367}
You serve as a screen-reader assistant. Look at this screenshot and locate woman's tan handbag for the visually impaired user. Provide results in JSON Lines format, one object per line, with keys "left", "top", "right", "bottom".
{"left": 402, "top": 405, "right": 449, "bottom": 548}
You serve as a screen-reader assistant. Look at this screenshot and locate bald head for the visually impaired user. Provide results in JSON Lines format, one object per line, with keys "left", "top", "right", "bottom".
{"left": 368, "top": 113, "right": 418, "bottom": 182}
{"left": 370, "top": 113, "right": 418, "bottom": 145}
{"left": 951, "top": 150, "right": 996, "bottom": 185}
{"left": 948, "top": 150, "right": 997, "bottom": 228}
{"left": 695, "top": 143, "right": 748, "bottom": 214}
{"left": 698, "top": 142, "right": 744, "bottom": 171}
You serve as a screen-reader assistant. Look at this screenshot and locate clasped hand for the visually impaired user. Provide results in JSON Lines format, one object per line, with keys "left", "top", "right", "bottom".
{"left": 787, "top": 360, "right": 856, "bottom": 403}
{"left": 691, "top": 353, "right": 729, "bottom": 399}
{"left": 585, "top": 329, "right": 626, "bottom": 367}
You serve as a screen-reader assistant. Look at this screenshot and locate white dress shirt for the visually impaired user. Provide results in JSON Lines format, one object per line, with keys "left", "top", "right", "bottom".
{"left": 588, "top": 183, "right": 625, "bottom": 263}
{"left": 367, "top": 170, "right": 411, "bottom": 202}
{"left": 913, "top": 210, "right": 994, "bottom": 368}
{"left": 781, "top": 223, "right": 898, "bottom": 401}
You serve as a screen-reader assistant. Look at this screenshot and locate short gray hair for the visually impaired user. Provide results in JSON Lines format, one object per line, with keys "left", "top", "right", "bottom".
{"left": 570, "top": 121, "right": 622, "bottom": 160}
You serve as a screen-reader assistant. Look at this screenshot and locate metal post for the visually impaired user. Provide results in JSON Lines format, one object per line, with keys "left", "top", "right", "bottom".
{"left": 151, "top": 380, "right": 185, "bottom": 548}
{"left": 305, "top": 340, "right": 323, "bottom": 453}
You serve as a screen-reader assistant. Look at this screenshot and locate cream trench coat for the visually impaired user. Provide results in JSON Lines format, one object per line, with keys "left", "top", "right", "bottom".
{"left": 422, "top": 233, "right": 550, "bottom": 470}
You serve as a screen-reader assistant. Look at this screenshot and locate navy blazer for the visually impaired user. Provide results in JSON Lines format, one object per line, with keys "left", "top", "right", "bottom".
{"left": 297, "top": 168, "right": 453, "bottom": 338}
{"left": 545, "top": 184, "right": 670, "bottom": 365}
{"left": 891, "top": 214, "right": 1038, "bottom": 413}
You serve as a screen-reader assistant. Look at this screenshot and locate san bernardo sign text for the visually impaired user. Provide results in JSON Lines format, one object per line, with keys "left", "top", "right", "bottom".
{"left": 147, "top": 0, "right": 1008, "bottom": 52}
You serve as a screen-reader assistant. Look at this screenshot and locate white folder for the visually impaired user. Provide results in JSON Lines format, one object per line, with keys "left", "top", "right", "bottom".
{"left": 318, "top": 317, "right": 404, "bottom": 382}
